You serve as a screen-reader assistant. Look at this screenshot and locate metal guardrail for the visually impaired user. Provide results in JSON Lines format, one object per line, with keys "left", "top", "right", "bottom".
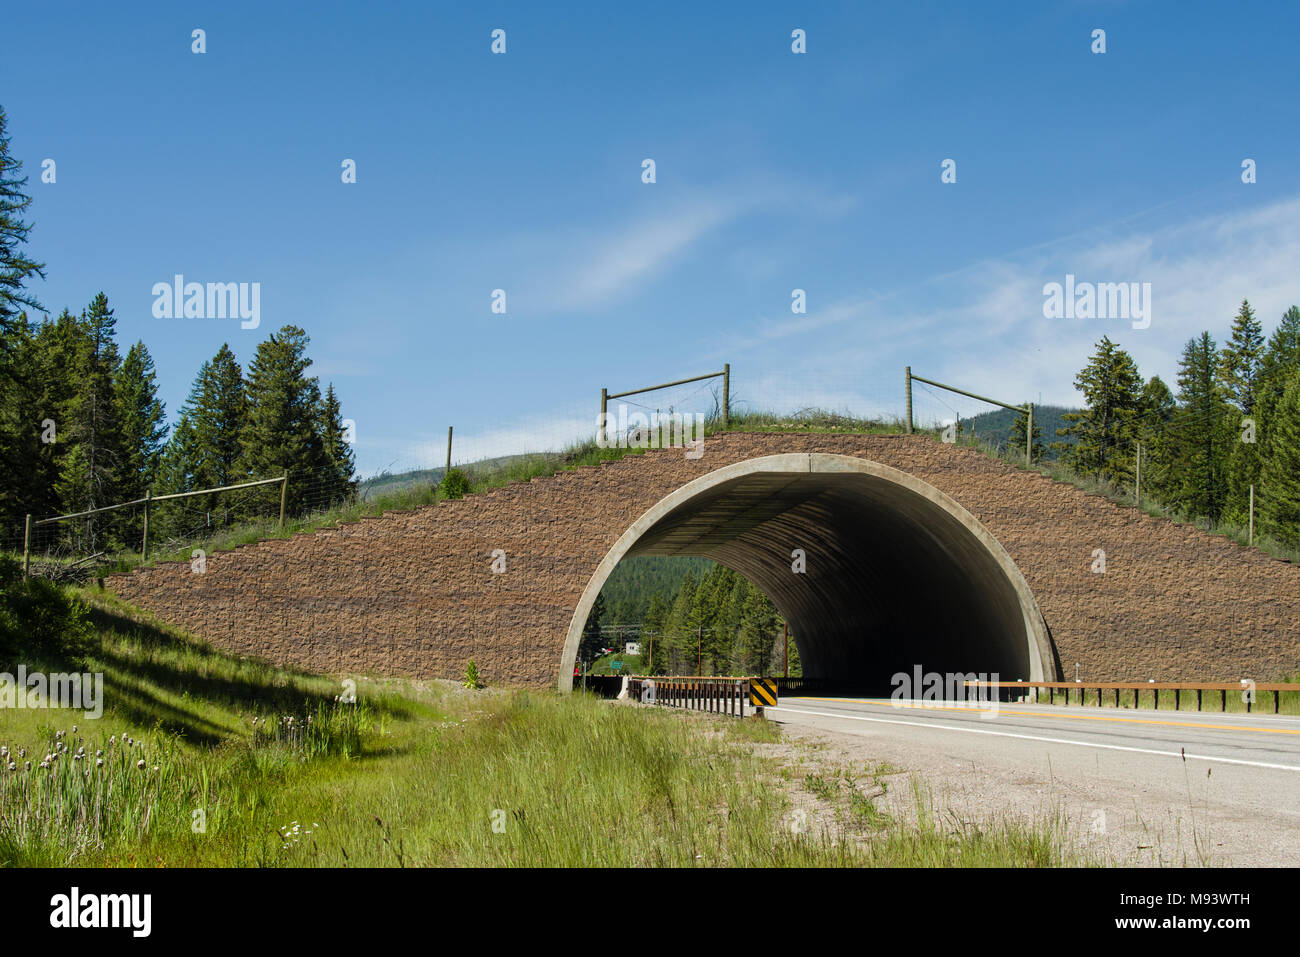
{"left": 968, "top": 680, "right": 1300, "bottom": 714}
{"left": 627, "top": 676, "right": 752, "bottom": 717}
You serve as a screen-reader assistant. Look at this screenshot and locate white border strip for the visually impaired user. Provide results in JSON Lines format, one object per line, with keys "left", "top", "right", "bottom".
{"left": 772, "top": 706, "right": 1300, "bottom": 773}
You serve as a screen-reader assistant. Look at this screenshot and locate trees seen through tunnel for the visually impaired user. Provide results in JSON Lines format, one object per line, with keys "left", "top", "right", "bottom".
{"left": 593, "top": 557, "right": 797, "bottom": 677}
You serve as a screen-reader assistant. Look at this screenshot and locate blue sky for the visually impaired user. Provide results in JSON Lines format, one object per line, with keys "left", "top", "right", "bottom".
{"left": 5, "top": 1, "right": 1299, "bottom": 473}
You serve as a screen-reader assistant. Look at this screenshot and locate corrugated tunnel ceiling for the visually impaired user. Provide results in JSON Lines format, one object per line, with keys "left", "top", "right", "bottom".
{"left": 563, "top": 454, "right": 1053, "bottom": 692}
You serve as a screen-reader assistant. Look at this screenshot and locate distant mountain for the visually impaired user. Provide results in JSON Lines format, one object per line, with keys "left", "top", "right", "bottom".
{"left": 961, "top": 404, "right": 1079, "bottom": 459}
{"left": 599, "top": 556, "right": 714, "bottom": 625}
{"left": 357, "top": 451, "right": 562, "bottom": 502}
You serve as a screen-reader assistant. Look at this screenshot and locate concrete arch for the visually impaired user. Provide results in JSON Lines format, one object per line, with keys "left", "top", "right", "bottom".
{"left": 559, "top": 453, "right": 1055, "bottom": 692}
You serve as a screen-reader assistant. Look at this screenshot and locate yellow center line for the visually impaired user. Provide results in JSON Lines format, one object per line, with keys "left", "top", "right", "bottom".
{"left": 787, "top": 696, "right": 1300, "bottom": 736}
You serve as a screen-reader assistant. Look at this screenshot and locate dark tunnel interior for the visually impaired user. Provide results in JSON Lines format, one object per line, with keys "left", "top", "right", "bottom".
{"left": 621, "top": 467, "right": 1049, "bottom": 695}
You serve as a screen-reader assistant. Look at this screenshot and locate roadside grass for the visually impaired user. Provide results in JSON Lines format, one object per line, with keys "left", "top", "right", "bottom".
{"left": 1, "top": 587, "right": 1113, "bottom": 867}
{"left": 794, "top": 763, "right": 1102, "bottom": 867}
{"left": 587, "top": 652, "right": 644, "bottom": 676}
{"left": 726, "top": 713, "right": 783, "bottom": 744}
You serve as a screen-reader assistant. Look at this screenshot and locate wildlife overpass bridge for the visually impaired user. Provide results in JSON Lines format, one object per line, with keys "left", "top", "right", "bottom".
{"left": 109, "top": 434, "right": 1300, "bottom": 690}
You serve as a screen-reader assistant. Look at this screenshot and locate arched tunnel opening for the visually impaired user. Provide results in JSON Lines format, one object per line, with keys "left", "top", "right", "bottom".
{"left": 561, "top": 453, "right": 1055, "bottom": 695}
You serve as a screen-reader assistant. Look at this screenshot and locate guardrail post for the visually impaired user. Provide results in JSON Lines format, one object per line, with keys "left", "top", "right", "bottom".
{"left": 22, "top": 513, "right": 31, "bottom": 581}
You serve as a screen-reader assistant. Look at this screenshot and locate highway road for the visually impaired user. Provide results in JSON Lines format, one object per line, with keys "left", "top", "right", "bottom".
{"left": 767, "top": 695, "right": 1300, "bottom": 865}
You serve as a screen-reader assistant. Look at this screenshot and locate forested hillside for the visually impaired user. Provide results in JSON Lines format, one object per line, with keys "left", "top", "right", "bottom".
{"left": 0, "top": 107, "right": 356, "bottom": 557}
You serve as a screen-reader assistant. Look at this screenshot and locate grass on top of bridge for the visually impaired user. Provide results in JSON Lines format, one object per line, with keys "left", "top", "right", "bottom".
{"left": 53, "top": 401, "right": 1298, "bottom": 580}
{"left": 0, "top": 583, "right": 1105, "bottom": 868}
{"left": 77, "top": 408, "right": 910, "bottom": 577}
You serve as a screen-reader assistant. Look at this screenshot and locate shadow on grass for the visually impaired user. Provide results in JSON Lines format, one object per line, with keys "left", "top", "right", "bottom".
{"left": 83, "top": 603, "right": 419, "bottom": 743}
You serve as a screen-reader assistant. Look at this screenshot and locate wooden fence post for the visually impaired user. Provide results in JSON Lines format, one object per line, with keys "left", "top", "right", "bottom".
{"left": 141, "top": 489, "right": 151, "bottom": 561}
{"left": 905, "top": 366, "right": 913, "bottom": 433}
{"left": 1025, "top": 402, "right": 1033, "bottom": 466}
{"left": 1135, "top": 441, "right": 1142, "bottom": 508}
{"left": 279, "top": 473, "right": 289, "bottom": 529}
{"left": 722, "top": 363, "right": 730, "bottom": 428}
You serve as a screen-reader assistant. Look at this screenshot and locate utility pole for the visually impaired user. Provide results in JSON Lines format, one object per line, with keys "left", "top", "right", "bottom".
{"left": 783, "top": 622, "right": 788, "bottom": 678}
{"left": 697, "top": 625, "right": 702, "bottom": 676}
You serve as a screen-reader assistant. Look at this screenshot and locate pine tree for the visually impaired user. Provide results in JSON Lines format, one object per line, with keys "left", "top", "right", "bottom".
{"left": 579, "top": 592, "right": 606, "bottom": 665}
{"left": 1260, "top": 368, "right": 1300, "bottom": 549}
{"left": 0, "top": 314, "right": 64, "bottom": 532}
{"left": 0, "top": 106, "right": 45, "bottom": 337}
{"left": 1168, "top": 332, "right": 1233, "bottom": 521}
{"left": 154, "top": 412, "right": 199, "bottom": 537}
{"left": 164, "top": 344, "right": 249, "bottom": 528}
{"left": 318, "top": 382, "right": 356, "bottom": 507}
{"left": 1008, "top": 406, "right": 1043, "bottom": 463}
{"left": 1056, "top": 336, "right": 1143, "bottom": 484}
{"left": 1216, "top": 303, "right": 1263, "bottom": 519}
{"left": 663, "top": 572, "right": 697, "bottom": 674}
{"left": 1136, "top": 375, "right": 1175, "bottom": 503}
{"left": 239, "top": 326, "right": 325, "bottom": 516}
{"left": 643, "top": 592, "right": 668, "bottom": 674}
{"left": 1254, "top": 306, "right": 1300, "bottom": 466}
{"left": 57, "top": 294, "right": 123, "bottom": 550}
{"left": 737, "top": 579, "right": 780, "bottom": 674}
{"left": 112, "top": 342, "right": 168, "bottom": 541}
{"left": 1220, "top": 299, "right": 1265, "bottom": 414}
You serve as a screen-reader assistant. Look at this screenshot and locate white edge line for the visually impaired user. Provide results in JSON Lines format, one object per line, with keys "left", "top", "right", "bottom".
{"left": 770, "top": 706, "right": 1300, "bottom": 773}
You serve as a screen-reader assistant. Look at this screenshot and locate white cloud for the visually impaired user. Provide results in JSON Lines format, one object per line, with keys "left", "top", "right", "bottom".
{"left": 723, "top": 195, "right": 1300, "bottom": 410}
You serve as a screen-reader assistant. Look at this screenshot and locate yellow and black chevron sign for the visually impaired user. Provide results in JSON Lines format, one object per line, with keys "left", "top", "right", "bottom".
{"left": 749, "top": 678, "right": 778, "bottom": 707}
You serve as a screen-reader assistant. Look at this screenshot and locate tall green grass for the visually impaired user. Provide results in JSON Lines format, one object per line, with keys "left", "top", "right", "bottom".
{"left": 0, "top": 589, "right": 1103, "bottom": 867}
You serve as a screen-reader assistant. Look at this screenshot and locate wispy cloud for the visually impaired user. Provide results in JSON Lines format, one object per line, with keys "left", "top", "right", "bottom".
{"left": 556, "top": 199, "right": 735, "bottom": 310}
{"left": 722, "top": 195, "right": 1300, "bottom": 408}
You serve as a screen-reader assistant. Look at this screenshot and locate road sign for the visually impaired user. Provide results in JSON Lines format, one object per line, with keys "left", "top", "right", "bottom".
{"left": 611, "top": 660, "right": 622, "bottom": 670}
{"left": 749, "top": 678, "right": 777, "bottom": 707}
